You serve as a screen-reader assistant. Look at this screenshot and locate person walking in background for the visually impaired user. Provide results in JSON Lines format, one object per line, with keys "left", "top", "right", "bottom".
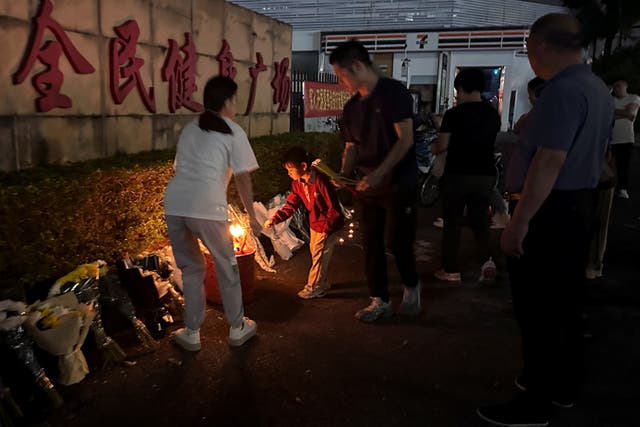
{"left": 477, "top": 14, "right": 614, "bottom": 427}
{"left": 505, "top": 76, "right": 545, "bottom": 214}
{"left": 330, "top": 40, "right": 422, "bottom": 322}
{"left": 513, "top": 77, "right": 545, "bottom": 136}
{"left": 610, "top": 79, "right": 639, "bottom": 199}
{"left": 264, "top": 147, "right": 345, "bottom": 299}
{"left": 164, "top": 76, "right": 262, "bottom": 351}
{"left": 431, "top": 68, "right": 501, "bottom": 284}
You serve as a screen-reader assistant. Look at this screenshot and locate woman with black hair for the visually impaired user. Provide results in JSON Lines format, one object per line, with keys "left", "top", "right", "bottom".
{"left": 164, "top": 76, "right": 262, "bottom": 351}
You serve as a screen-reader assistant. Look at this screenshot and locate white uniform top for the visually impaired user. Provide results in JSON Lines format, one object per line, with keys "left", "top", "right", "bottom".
{"left": 611, "top": 93, "right": 640, "bottom": 144}
{"left": 164, "top": 117, "right": 258, "bottom": 221}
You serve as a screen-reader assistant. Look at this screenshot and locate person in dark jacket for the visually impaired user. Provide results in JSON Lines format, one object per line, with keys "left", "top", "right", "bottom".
{"left": 265, "top": 147, "right": 345, "bottom": 299}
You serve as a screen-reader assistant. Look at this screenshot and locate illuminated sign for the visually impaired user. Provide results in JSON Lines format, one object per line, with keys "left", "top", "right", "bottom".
{"left": 303, "top": 81, "right": 351, "bottom": 118}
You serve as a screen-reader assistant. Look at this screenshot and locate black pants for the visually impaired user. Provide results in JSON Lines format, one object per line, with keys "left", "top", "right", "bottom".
{"left": 357, "top": 186, "right": 418, "bottom": 302}
{"left": 507, "top": 189, "right": 597, "bottom": 406}
{"left": 441, "top": 174, "right": 495, "bottom": 273}
{"left": 611, "top": 142, "right": 633, "bottom": 190}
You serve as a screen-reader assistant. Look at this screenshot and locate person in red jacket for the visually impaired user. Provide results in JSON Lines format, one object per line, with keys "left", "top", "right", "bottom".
{"left": 264, "top": 147, "right": 345, "bottom": 299}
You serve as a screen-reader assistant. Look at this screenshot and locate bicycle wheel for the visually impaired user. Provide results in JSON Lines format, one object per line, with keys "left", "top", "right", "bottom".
{"left": 419, "top": 173, "right": 440, "bottom": 206}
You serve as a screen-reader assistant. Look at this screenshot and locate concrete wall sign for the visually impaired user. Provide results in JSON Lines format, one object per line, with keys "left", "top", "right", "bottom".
{"left": 1, "top": 0, "right": 292, "bottom": 171}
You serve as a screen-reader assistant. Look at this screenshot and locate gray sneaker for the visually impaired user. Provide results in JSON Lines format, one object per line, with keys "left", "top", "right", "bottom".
{"left": 355, "top": 297, "right": 393, "bottom": 323}
{"left": 297, "top": 286, "right": 327, "bottom": 299}
{"left": 398, "top": 282, "right": 422, "bottom": 316}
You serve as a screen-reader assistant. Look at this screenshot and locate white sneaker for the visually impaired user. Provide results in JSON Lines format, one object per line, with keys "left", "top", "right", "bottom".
{"left": 229, "top": 317, "right": 257, "bottom": 347}
{"left": 479, "top": 258, "right": 497, "bottom": 283}
{"left": 617, "top": 189, "right": 630, "bottom": 199}
{"left": 355, "top": 297, "right": 393, "bottom": 323}
{"left": 297, "top": 286, "right": 327, "bottom": 299}
{"left": 585, "top": 266, "right": 603, "bottom": 280}
{"left": 398, "top": 282, "right": 422, "bottom": 316}
{"left": 171, "top": 328, "right": 201, "bottom": 351}
{"left": 433, "top": 217, "right": 444, "bottom": 228}
{"left": 434, "top": 269, "right": 461, "bottom": 284}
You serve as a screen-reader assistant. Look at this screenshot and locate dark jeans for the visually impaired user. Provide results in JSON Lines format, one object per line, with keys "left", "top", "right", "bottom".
{"left": 611, "top": 142, "right": 633, "bottom": 190}
{"left": 357, "top": 186, "right": 419, "bottom": 302}
{"left": 441, "top": 174, "right": 495, "bottom": 273}
{"left": 507, "top": 189, "right": 597, "bottom": 406}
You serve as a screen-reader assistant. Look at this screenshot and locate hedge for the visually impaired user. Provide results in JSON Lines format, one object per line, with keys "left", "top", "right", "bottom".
{"left": 0, "top": 131, "right": 343, "bottom": 300}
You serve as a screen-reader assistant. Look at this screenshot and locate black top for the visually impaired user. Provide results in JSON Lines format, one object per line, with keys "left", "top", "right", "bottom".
{"left": 341, "top": 78, "right": 417, "bottom": 187}
{"left": 439, "top": 101, "right": 501, "bottom": 176}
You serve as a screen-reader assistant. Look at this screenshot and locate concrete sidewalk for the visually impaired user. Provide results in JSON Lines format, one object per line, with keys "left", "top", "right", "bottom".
{"left": 36, "top": 152, "right": 639, "bottom": 427}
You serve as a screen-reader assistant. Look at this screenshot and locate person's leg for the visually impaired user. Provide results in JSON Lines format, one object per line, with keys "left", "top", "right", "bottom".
{"left": 612, "top": 143, "right": 632, "bottom": 192}
{"left": 587, "top": 187, "right": 614, "bottom": 277}
{"left": 189, "top": 218, "right": 244, "bottom": 329}
{"left": 300, "top": 229, "right": 335, "bottom": 298}
{"left": 359, "top": 199, "right": 389, "bottom": 301}
{"left": 441, "top": 176, "right": 466, "bottom": 273}
{"left": 315, "top": 232, "right": 338, "bottom": 290}
{"left": 466, "top": 176, "right": 494, "bottom": 263}
{"left": 166, "top": 215, "right": 207, "bottom": 331}
{"left": 387, "top": 186, "right": 419, "bottom": 288}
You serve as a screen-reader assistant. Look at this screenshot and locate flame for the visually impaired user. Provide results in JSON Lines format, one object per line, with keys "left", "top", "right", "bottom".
{"left": 229, "top": 223, "right": 245, "bottom": 239}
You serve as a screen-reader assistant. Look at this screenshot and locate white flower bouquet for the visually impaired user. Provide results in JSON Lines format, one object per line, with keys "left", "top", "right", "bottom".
{"left": 24, "top": 293, "right": 95, "bottom": 386}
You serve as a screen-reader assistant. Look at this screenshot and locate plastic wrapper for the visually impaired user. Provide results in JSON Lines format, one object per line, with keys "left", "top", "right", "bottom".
{"left": 50, "top": 262, "right": 127, "bottom": 363}
{"left": 1, "top": 309, "right": 62, "bottom": 408}
{"left": 253, "top": 201, "right": 304, "bottom": 261}
{"left": 24, "top": 293, "right": 95, "bottom": 386}
{"left": 98, "top": 269, "right": 158, "bottom": 350}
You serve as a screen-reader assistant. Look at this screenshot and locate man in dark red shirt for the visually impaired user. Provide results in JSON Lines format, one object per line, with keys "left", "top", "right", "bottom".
{"left": 265, "top": 147, "right": 345, "bottom": 299}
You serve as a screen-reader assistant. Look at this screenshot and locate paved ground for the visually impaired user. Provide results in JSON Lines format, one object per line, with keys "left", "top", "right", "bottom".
{"left": 23, "top": 149, "right": 640, "bottom": 427}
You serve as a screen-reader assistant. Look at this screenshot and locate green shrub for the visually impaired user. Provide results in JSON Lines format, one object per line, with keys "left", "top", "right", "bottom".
{"left": 0, "top": 132, "right": 343, "bottom": 300}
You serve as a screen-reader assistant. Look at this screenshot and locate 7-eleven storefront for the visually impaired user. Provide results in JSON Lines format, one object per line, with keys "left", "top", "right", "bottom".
{"left": 317, "top": 29, "right": 536, "bottom": 131}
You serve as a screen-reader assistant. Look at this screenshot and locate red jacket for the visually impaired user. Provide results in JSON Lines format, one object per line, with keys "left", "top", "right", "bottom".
{"left": 271, "top": 170, "right": 345, "bottom": 234}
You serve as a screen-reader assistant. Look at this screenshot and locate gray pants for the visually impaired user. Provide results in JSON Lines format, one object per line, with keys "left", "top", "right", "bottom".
{"left": 166, "top": 215, "right": 244, "bottom": 330}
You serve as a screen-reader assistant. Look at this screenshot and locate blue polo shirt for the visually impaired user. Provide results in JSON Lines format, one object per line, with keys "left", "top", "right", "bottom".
{"left": 506, "top": 64, "right": 614, "bottom": 191}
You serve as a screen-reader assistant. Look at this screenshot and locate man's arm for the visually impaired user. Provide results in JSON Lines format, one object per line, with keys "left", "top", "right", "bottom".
{"left": 501, "top": 146, "right": 567, "bottom": 257}
{"left": 431, "top": 132, "right": 450, "bottom": 154}
{"left": 340, "top": 142, "right": 358, "bottom": 177}
{"left": 615, "top": 101, "right": 639, "bottom": 120}
{"left": 234, "top": 171, "right": 262, "bottom": 235}
{"left": 357, "top": 118, "right": 413, "bottom": 191}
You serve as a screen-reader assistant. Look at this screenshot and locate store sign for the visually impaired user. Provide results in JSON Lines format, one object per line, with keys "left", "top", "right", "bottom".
{"left": 303, "top": 81, "right": 351, "bottom": 118}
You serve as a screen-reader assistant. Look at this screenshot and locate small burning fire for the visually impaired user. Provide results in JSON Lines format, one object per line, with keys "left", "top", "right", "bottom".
{"left": 229, "top": 223, "right": 247, "bottom": 254}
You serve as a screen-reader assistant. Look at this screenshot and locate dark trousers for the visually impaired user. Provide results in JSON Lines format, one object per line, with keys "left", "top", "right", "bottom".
{"left": 507, "top": 189, "right": 597, "bottom": 406}
{"left": 611, "top": 142, "right": 633, "bottom": 190}
{"left": 357, "top": 186, "right": 418, "bottom": 302}
{"left": 441, "top": 174, "right": 495, "bottom": 273}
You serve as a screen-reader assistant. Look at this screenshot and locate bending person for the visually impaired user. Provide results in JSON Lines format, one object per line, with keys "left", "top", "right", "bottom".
{"left": 164, "top": 76, "right": 262, "bottom": 351}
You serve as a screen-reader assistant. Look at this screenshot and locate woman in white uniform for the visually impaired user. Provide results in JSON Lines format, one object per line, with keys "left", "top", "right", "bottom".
{"left": 164, "top": 76, "right": 262, "bottom": 351}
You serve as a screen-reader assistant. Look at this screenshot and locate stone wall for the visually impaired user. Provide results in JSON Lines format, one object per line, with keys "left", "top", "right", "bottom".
{"left": 0, "top": 0, "right": 292, "bottom": 171}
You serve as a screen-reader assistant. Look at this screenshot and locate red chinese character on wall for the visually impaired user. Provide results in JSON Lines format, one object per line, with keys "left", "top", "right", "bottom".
{"left": 161, "top": 33, "right": 204, "bottom": 113}
{"left": 244, "top": 52, "right": 267, "bottom": 115}
{"left": 216, "top": 39, "right": 237, "bottom": 80}
{"left": 109, "top": 20, "right": 156, "bottom": 113}
{"left": 13, "top": 0, "right": 95, "bottom": 112}
{"left": 271, "top": 58, "right": 291, "bottom": 113}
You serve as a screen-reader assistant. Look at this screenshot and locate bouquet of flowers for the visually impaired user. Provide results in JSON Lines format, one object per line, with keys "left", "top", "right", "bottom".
{"left": 24, "top": 293, "right": 95, "bottom": 386}
{"left": 99, "top": 266, "right": 158, "bottom": 350}
{"left": 49, "top": 261, "right": 127, "bottom": 363}
{"left": 0, "top": 300, "right": 63, "bottom": 408}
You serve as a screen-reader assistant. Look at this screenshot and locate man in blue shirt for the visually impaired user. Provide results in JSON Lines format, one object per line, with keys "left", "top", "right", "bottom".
{"left": 477, "top": 14, "right": 614, "bottom": 427}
